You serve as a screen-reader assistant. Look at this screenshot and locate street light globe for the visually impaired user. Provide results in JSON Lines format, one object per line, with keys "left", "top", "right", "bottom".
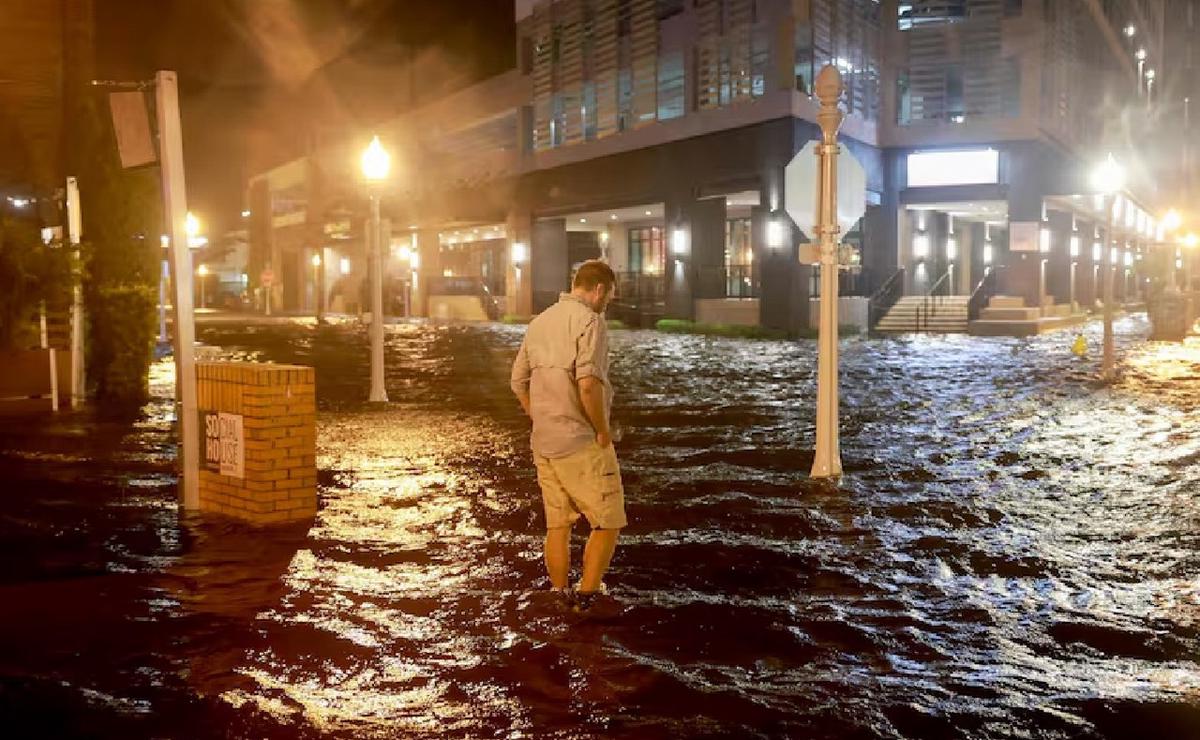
{"left": 1162, "top": 209, "right": 1182, "bottom": 234}
{"left": 1145, "top": 68, "right": 1156, "bottom": 81}
{"left": 1124, "top": 23, "right": 1135, "bottom": 37}
{"left": 1090, "top": 155, "right": 1126, "bottom": 195}
{"left": 185, "top": 212, "right": 200, "bottom": 237}
{"left": 311, "top": 253, "right": 322, "bottom": 268}
{"left": 197, "top": 264, "right": 209, "bottom": 277}
{"left": 397, "top": 245, "right": 412, "bottom": 261}
{"left": 1135, "top": 48, "right": 1147, "bottom": 61}
{"left": 1184, "top": 233, "right": 1199, "bottom": 249}
{"left": 361, "top": 135, "right": 391, "bottom": 182}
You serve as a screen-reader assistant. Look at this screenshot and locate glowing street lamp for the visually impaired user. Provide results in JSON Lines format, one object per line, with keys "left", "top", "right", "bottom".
{"left": 1091, "top": 155, "right": 1125, "bottom": 380}
{"left": 361, "top": 136, "right": 390, "bottom": 403}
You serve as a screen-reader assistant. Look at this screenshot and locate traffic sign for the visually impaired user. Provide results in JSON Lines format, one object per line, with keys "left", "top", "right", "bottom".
{"left": 260, "top": 268, "right": 274, "bottom": 287}
{"left": 784, "top": 140, "right": 867, "bottom": 238}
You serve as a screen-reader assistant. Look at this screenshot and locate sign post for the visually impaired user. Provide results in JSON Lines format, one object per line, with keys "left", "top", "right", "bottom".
{"left": 156, "top": 70, "right": 199, "bottom": 509}
{"left": 784, "top": 65, "right": 859, "bottom": 479}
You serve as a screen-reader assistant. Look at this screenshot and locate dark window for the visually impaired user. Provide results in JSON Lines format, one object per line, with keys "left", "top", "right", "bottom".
{"left": 520, "top": 36, "right": 534, "bottom": 75}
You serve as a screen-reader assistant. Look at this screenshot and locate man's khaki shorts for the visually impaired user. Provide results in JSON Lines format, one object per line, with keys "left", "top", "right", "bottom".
{"left": 534, "top": 441, "right": 627, "bottom": 530}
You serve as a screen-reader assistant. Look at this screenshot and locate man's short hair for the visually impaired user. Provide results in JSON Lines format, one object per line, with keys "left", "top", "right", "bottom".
{"left": 572, "top": 259, "right": 616, "bottom": 291}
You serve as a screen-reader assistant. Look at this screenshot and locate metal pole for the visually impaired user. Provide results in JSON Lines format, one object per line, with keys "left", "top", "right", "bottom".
{"left": 66, "top": 176, "right": 85, "bottom": 406}
{"left": 1102, "top": 197, "right": 1115, "bottom": 380}
{"left": 368, "top": 192, "right": 388, "bottom": 403}
{"left": 155, "top": 70, "right": 200, "bottom": 509}
{"left": 811, "top": 65, "right": 844, "bottom": 479}
{"left": 158, "top": 259, "right": 168, "bottom": 343}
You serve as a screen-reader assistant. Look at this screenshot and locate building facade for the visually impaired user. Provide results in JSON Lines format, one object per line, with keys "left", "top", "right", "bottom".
{"left": 248, "top": 0, "right": 1174, "bottom": 331}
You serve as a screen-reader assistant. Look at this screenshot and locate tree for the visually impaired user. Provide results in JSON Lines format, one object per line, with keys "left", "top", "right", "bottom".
{"left": 77, "top": 94, "right": 162, "bottom": 405}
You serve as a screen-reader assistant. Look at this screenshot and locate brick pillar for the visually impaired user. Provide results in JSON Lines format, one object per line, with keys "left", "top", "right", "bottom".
{"left": 196, "top": 362, "right": 317, "bottom": 525}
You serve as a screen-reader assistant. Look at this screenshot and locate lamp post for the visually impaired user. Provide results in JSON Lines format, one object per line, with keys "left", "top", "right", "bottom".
{"left": 1091, "top": 155, "right": 1125, "bottom": 381}
{"left": 361, "top": 135, "right": 390, "bottom": 403}
{"left": 311, "top": 252, "right": 323, "bottom": 322}
{"left": 812, "top": 65, "right": 845, "bottom": 479}
{"left": 197, "top": 264, "right": 208, "bottom": 308}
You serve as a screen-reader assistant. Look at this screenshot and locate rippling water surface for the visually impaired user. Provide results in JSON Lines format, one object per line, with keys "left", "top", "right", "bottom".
{"left": 1, "top": 315, "right": 1199, "bottom": 738}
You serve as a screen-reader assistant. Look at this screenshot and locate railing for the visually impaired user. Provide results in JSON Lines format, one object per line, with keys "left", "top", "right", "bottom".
{"left": 917, "top": 270, "right": 952, "bottom": 332}
{"left": 615, "top": 272, "right": 667, "bottom": 307}
{"left": 967, "top": 267, "right": 1000, "bottom": 322}
{"left": 867, "top": 267, "right": 905, "bottom": 330}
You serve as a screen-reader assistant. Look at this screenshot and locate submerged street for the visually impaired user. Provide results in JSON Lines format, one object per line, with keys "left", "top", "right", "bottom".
{"left": 1, "top": 318, "right": 1198, "bottom": 738}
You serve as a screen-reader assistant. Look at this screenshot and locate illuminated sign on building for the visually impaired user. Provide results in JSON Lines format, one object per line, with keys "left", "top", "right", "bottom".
{"left": 907, "top": 149, "right": 1000, "bottom": 188}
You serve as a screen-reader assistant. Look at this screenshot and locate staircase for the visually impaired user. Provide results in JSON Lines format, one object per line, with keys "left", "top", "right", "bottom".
{"left": 874, "top": 295, "right": 970, "bottom": 333}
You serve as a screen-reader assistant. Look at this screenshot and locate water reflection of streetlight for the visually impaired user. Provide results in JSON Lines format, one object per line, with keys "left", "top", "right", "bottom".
{"left": 361, "top": 136, "right": 390, "bottom": 403}
{"left": 311, "top": 252, "right": 323, "bottom": 322}
{"left": 1091, "top": 155, "right": 1126, "bottom": 380}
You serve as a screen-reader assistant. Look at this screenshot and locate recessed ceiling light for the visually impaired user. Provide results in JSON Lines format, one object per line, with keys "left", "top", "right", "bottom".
{"left": 610, "top": 214, "right": 617, "bottom": 220}
{"left": 645, "top": 210, "right": 652, "bottom": 216}
{"left": 580, "top": 218, "right": 587, "bottom": 223}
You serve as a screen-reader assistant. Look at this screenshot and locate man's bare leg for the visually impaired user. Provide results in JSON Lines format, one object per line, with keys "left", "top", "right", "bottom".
{"left": 579, "top": 528, "right": 620, "bottom": 593}
{"left": 544, "top": 527, "right": 571, "bottom": 590}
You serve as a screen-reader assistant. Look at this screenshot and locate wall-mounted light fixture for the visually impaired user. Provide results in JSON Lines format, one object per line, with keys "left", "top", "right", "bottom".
{"left": 340, "top": 257, "right": 352, "bottom": 275}
{"left": 1092, "top": 242, "right": 1102, "bottom": 261}
{"left": 945, "top": 236, "right": 957, "bottom": 261}
{"left": 766, "top": 218, "right": 786, "bottom": 248}
{"left": 512, "top": 241, "right": 528, "bottom": 264}
{"left": 913, "top": 232, "right": 930, "bottom": 260}
{"left": 1069, "top": 235, "right": 1080, "bottom": 258}
{"left": 1039, "top": 228, "right": 1051, "bottom": 253}
{"left": 671, "top": 227, "right": 688, "bottom": 256}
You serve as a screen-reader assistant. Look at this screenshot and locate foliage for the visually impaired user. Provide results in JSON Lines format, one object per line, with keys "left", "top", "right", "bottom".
{"left": 0, "top": 215, "right": 73, "bottom": 349}
{"left": 87, "top": 284, "right": 157, "bottom": 402}
{"left": 77, "top": 94, "right": 162, "bottom": 405}
{"left": 605, "top": 319, "right": 628, "bottom": 330}
{"left": 500, "top": 314, "right": 531, "bottom": 324}
{"left": 654, "top": 319, "right": 789, "bottom": 340}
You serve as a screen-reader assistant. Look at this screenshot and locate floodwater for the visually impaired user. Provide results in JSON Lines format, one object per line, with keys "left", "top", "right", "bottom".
{"left": 1, "top": 315, "right": 1198, "bottom": 739}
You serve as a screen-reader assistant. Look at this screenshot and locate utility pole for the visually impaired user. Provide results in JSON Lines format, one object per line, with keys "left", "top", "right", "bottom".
{"left": 811, "top": 66, "right": 845, "bottom": 479}
{"left": 156, "top": 70, "right": 199, "bottom": 509}
{"left": 66, "top": 176, "right": 85, "bottom": 406}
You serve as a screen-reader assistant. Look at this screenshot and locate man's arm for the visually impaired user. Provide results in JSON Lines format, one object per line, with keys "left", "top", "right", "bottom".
{"left": 575, "top": 317, "right": 611, "bottom": 446}
{"left": 578, "top": 376, "right": 611, "bottom": 447}
{"left": 510, "top": 340, "right": 531, "bottom": 416}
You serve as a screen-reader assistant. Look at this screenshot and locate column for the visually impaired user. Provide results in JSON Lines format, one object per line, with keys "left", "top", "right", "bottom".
{"left": 411, "top": 228, "right": 440, "bottom": 317}
{"left": 506, "top": 211, "right": 534, "bottom": 318}
{"left": 532, "top": 218, "right": 568, "bottom": 314}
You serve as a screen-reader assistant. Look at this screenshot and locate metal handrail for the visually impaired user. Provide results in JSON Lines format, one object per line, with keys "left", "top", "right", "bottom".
{"left": 867, "top": 267, "right": 905, "bottom": 330}
{"left": 967, "top": 267, "right": 999, "bottom": 322}
{"left": 919, "top": 270, "right": 952, "bottom": 331}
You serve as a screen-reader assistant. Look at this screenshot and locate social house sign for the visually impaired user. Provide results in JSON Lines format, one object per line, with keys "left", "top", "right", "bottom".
{"left": 200, "top": 411, "right": 244, "bottom": 478}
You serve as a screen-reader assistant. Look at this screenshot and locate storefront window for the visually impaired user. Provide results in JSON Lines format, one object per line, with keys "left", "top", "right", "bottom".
{"left": 724, "top": 218, "right": 757, "bottom": 297}
{"left": 629, "top": 226, "right": 665, "bottom": 275}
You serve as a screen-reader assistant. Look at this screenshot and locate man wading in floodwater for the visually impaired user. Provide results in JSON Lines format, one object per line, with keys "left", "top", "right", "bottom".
{"left": 511, "top": 260, "right": 627, "bottom": 613}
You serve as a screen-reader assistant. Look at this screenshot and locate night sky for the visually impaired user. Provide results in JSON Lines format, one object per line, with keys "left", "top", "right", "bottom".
{"left": 94, "top": 0, "right": 515, "bottom": 237}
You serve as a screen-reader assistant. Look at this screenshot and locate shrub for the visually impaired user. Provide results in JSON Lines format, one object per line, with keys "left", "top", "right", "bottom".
{"left": 654, "top": 319, "right": 788, "bottom": 340}
{"left": 88, "top": 284, "right": 156, "bottom": 404}
{"left": 0, "top": 216, "right": 73, "bottom": 349}
{"left": 500, "top": 314, "right": 531, "bottom": 324}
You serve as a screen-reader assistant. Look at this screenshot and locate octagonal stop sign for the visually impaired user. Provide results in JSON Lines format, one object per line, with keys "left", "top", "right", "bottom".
{"left": 784, "top": 140, "right": 867, "bottom": 246}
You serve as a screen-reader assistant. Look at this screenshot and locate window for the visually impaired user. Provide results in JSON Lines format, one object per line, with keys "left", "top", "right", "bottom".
{"left": 656, "top": 50, "right": 685, "bottom": 120}
{"left": 629, "top": 227, "right": 665, "bottom": 275}
{"left": 724, "top": 219, "right": 757, "bottom": 297}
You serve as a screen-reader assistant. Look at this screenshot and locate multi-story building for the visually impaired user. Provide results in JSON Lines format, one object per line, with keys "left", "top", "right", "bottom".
{"left": 249, "top": 0, "right": 1173, "bottom": 332}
